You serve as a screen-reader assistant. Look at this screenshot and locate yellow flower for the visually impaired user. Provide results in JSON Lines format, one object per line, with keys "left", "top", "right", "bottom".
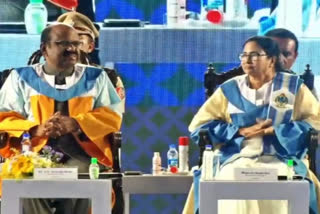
{"left": 7, "top": 155, "right": 32, "bottom": 178}
{"left": 1, "top": 150, "right": 62, "bottom": 179}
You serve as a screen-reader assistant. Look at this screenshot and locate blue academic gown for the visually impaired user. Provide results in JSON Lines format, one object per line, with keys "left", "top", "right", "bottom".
{"left": 190, "top": 72, "right": 318, "bottom": 214}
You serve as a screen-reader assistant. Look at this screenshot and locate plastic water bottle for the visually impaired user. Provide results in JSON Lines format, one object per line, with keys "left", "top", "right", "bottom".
{"left": 177, "top": 0, "right": 186, "bottom": 24}
{"left": 24, "top": 0, "right": 48, "bottom": 35}
{"left": 178, "top": 136, "right": 189, "bottom": 173}
{"left": 167, "top": 0, "right": 179, "bottom": 27}
{"left": 152, "top": 152, "right": 162, "bottom": 175}
{"left": 213, "top": 152, "right": 221, "bottom": 178}
{"left": 276, "top": 0, "right": 302, "bottom": 36}
{"left": 225, "top": 0, "right": 248, "bottom": 20}
{"left": 201, "top": 145, "right": 214, "bottom": 181}
{"left": 287, "top": 159, "right": 294, "bottom": 180}
{"left": 167, "top": 144, "right": 178, "bottom": 173}
{"left": 201, "top": 0, "right": 224, "bottom": 22}
{"left": 21, "top": 133, "right": 32, "bottom": 154}
{"left": 201, "top": 0, "right": 224, "bottom": 11}
{"left": 89, "top": 157, "right": 100, "bottom": 179}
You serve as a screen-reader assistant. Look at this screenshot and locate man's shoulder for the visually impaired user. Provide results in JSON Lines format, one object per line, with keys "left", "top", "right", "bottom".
{"left": 75, "top": 63, "right": 106, "bottom": 80}
{"left": 0, "top": 65, "right": 38, "bottom": 89}
{"left": 76, "top": 63, "right": 103, "bottom": 72}
{"left": 9, "top": 65, "right": 36, "bottom": 78}
{"left": 84, "top": 63, "right": 120, "bottom": 88}
{"left": 86, "top": 63, "right": 119, "bottom": 76}
{"left": 14, "top": 65, "right": 36, "bottom": 71}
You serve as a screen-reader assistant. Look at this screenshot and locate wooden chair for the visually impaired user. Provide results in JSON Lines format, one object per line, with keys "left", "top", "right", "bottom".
{"left": 200, "top": 63, "right": 319, "bottom": 175}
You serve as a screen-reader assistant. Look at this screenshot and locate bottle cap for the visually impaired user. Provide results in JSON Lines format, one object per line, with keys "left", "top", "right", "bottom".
{"left": 205, "top": 144, "right": 213, "bottom": 150}
{"left": 169, "top": 144, "right": 176, "bottom": 149}
{"left": 170, "top": 166, "right": 178, "bottom": 173}
{"left": 179, "top": 136, "right": 189, "bottom": 146}
{"left": 206, "top": 9, "right": 223, "bottom": 24}
{"left": 287, "top": 159, "right": 294, "bottom": 167}
{"left": 154, "top": 152, "right": 160, "bottom": 156}
{"left": 91, "top": 157, "right": 98, "bottom": 164}
{"left": 258, "top": 16, "right": 275, "bottom": 35}
{"left": 23, "top": 133, "right": 30, "bottom": 139}
{"left": 30, "top": 0, "right": 43, "bottom": 3}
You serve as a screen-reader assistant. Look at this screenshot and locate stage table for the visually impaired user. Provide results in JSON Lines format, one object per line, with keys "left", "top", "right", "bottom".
{"left": 1, "top": 179, "right": 112, "bottom": 214}
{"left": 200, "top": 180, "right": 309, "bottom": 214}
{"left": 123, "top": 174, "right": 193, "bottom": 214}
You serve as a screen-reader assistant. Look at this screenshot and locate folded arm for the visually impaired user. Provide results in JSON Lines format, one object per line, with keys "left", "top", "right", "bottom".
{"left": 189, "top": 88, "right": 241, "bottom": 145}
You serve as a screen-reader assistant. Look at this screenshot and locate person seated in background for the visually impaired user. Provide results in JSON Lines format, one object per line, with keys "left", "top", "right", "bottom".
{"left": 56, "top": 11, "right": 125, "bottom": 113}
{"left": 57, "top": 11, "right": 100, "bottom": 64}
{"left": 265, "top": 28, "right": 318, "bottom": 99}
{"left": 184, "top": 36, "right": 320, "bottom": 214}
{"left": 221, "top": 28, "right": 318, "bottom": 99}
{"left": 265, "top": 28, "right": 298, "bottom": 71}
{"left": 0, "top": 23, "right": 122, "bottom": 214}
{"left": 214, "top": 28, "right": 314, "bottom": 88}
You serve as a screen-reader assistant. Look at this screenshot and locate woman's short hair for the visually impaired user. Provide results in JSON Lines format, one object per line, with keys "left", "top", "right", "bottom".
{"left": 243, "top": 36, "right": 283, "bottom": 71}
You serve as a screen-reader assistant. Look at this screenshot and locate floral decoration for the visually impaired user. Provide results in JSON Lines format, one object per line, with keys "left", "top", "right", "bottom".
{"left": 1, "top": 146, "right": 64, "bottom": 179}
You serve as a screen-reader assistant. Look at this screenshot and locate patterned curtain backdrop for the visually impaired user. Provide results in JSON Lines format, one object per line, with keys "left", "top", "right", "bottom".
{"left": 117, "top": 63, "right": 204, "bottom": 214}
{"left": 94, "top": 1, "right": 271, "bottom": 213}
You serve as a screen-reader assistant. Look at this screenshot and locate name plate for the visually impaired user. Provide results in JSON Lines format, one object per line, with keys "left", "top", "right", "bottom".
{"left": 34, "top": 168, "right": 78, "bottom": 180}
{"left": 234, "top": 168, "right": 278, "bottom": 181}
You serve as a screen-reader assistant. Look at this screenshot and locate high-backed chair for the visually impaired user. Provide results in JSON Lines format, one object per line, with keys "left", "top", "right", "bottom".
{"left": 200, "top": 63, "right": 319, "bottom": 175}
{"left": 0, "top": 68, "right": 12, "bottom": 89}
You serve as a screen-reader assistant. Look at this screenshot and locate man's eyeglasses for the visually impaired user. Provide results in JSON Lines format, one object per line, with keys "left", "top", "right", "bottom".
{"left": 53, "top": 40, "right": 83, "bottom": 48}
{"left": 239, "top": 52, "right": 268, "bottom": 61}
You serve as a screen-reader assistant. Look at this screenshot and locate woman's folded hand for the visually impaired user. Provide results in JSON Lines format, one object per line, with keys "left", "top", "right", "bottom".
{"left": 239, "top": 119, "right": 274, "bottom": 138}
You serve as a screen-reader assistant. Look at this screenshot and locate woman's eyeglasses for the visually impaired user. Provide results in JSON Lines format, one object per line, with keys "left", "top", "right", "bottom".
{"left": 239, "top": 52, "right": 267, "bottom": 61}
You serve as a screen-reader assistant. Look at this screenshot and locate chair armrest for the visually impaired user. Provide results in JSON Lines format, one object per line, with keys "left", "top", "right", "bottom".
{"left": 308, "top": 128, "right": 319, "bottom": 174}
{"left": 109, "top": 132, "right": 122, "bottom": 172}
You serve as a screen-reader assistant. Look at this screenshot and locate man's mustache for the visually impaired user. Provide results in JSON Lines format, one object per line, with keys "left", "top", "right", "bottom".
{"left": 63, "top": 51, "right": 78, "bottom": 57}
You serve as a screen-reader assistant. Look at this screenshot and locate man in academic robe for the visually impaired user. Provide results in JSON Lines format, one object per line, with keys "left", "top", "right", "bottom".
{"left": 0, "top": 23, "right": 122, "bottom": 214}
